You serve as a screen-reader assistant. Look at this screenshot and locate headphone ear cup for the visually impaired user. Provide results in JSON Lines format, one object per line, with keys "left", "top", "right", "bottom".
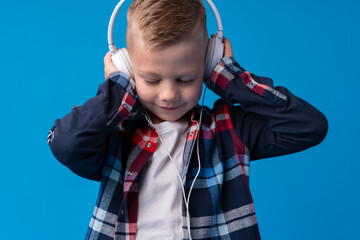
{"left": 204, "top": 37, "right": 224, "bottom": 80}
{"left": 111, "top": 48, "right": 134, "bottom": 79}
{"left": 204, "top": 38, "right": 216, "bottom": 80}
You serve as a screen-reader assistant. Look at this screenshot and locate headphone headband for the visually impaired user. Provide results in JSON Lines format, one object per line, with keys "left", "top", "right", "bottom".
{"left": 108, "top": 0, "right": 223, "bottom": 54}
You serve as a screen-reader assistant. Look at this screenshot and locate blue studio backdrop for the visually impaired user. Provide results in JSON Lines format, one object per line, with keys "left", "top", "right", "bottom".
{"left": 1, "top": 0, "right": 359, "bottom": 239}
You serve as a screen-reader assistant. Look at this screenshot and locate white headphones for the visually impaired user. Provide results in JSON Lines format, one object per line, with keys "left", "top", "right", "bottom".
{"left": 107, "top": 0, "right": 224, "bottom": 80}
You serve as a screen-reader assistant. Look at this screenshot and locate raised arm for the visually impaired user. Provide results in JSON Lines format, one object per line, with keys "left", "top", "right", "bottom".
{"left": 47, "top": 53, "right": 136, "bottom": 180}
{"left": 206, "top": 39, "right": 328, "bottom": 160}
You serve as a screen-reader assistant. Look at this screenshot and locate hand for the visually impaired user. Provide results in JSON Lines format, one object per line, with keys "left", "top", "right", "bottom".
{"left": 204, "top": 35, "right": 234, "bottom": 94}
{"left": 222, "top": 37, "right": 234, "bottom": 58}
{"left": 104, "top": 51, "right": 120, "bottom": 79}
{"left": 210, "top": 35, "right": 234, "bottom": 58}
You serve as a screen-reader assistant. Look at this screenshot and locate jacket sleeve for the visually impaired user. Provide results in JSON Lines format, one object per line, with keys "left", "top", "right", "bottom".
{"left": 206, "top": 57, "right": 328, "bottom": 160}
{"left": 47, "top": 71, "right": 136, "bottom": 180}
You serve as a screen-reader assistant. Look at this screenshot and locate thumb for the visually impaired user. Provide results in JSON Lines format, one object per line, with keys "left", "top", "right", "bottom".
{"left": 104, "top": 51, "right": 120, "bottom": 79}
{"left": 222, "top": 37, "right": 234, "bottom": 58}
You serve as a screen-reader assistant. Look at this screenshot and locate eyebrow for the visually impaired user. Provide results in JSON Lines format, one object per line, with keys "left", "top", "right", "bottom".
{"left": 137, "top": 69, "right": 199, "bottom": 77}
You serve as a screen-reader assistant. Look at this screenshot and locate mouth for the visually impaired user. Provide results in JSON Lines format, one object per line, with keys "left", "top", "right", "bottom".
{"left": 159, "top": 105, "right": 181, "bottom": 111}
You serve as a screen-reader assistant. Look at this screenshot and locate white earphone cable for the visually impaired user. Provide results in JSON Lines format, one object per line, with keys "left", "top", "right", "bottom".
{"left": 144, "top": 111, "right": 190, "bottom": 237}
{"left": 185, "top": 86, "right": 207, "bottom": 239}
{"left": 143, "top": 86, "right": 207, "bottom": 240}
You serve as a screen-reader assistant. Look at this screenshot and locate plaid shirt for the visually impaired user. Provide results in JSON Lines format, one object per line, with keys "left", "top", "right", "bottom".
{"left": 48, "top": 57, "right": 327, "bottom": 239}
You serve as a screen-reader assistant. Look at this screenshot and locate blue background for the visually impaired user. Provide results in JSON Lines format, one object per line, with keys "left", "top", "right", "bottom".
{"left": 1, "top": 0, "right": 359, "bottom": 239}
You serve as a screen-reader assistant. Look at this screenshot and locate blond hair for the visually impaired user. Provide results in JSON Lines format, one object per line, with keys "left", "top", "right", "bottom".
{"left": 126, "top": 0, "right": 208, "bottom": 50}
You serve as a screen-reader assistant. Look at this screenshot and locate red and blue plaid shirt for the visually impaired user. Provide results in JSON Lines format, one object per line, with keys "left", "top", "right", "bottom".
{"left": 48, "top": 57, "right": 327, "bottom": 239}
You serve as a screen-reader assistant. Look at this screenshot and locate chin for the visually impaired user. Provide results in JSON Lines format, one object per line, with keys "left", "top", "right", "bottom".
{"left": 160, "top": 115, "right": 182, "bottom": 122}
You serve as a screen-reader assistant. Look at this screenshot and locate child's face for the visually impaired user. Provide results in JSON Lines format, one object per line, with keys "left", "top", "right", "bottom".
{"left": 129, "top": 35, "right": 206, "bottom": 124}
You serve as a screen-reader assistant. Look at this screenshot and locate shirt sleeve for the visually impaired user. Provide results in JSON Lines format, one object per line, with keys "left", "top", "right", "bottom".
{"left": 207, "top": 57, "right": 328, "bottom": 160}
{"left": 47, "top": 71, "right": 137, "bottom": 180}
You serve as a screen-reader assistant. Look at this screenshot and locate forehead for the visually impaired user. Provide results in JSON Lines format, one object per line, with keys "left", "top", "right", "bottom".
{"left": 128, "top": 31, "right": 206, "bottom": 76}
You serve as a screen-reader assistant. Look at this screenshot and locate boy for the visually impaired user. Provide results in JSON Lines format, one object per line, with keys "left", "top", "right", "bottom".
{"left": 48, "top": 0, "right": 328, "bottom": 239}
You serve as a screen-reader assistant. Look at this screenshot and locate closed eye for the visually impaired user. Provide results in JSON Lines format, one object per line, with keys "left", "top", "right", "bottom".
{"left": 177, "top": 79, "right": 193, "bottom": 85}
{"left": 145, "top": 79, "right": 160, "bottom": 85}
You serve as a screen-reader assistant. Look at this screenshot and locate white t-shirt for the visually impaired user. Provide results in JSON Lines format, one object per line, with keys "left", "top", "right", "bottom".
{"left": 136, "top": 120, "right": 188, "bottom": 240}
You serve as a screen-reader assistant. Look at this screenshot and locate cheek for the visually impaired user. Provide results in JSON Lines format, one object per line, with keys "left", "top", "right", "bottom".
{"left": 135, "top": 81, "right": 154, "bottom": 103}
{"left": 186, "top": 82, "right": 203, "bottom": 103}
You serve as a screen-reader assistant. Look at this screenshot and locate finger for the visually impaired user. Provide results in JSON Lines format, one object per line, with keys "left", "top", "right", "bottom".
{"left": 222, "top": 37, "right": 234, "bottom": 58}
{"left": 104, "top": 51, "right": 112, "bottom": 63}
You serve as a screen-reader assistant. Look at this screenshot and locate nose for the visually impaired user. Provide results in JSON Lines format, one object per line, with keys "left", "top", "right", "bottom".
{"left": 158, "top": 81, "right": 179, "bottom": 102}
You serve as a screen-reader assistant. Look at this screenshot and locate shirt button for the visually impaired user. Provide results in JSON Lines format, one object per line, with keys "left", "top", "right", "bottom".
{"left": 146, "top": 143, "right": 152, "bottom": 148}
{"left": 189, "top": 132, "right": 194, "bottom": 137}
{"left": 127, "top": 171, "right": 133, "bottom": 176}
